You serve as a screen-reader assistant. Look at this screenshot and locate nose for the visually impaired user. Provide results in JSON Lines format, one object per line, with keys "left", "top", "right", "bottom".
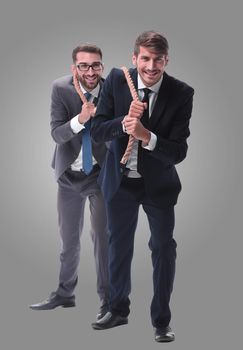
{"left": 86, "top": 66, "right": 96, "bottom": 75}
{"left": 147, "top": 59, "right": 156, "bottom": 70}
{"left": 87, "top": 66, "right": 94, "bottom": 72}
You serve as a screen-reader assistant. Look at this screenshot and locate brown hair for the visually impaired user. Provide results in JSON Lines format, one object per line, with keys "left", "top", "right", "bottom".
{"left": 72, "top": 44, "right": 102, "bottom": 62}
{"left": 134, "top": 31, "right": 169, "bottom": 56}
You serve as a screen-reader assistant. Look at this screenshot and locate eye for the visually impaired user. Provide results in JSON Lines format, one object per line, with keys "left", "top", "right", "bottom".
{"left": 156, "top": 56, "right": 166, "bottom": 63}
{"left": 92, "top": 62, "right": 101, "bottom": 69}
{"left": 78, "top": 64, "right": 89, "bottom": 70}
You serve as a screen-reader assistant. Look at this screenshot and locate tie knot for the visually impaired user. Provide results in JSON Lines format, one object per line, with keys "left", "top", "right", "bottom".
{"left": 142, "top": 88, "right": 151, "bottom": 102}
{"left": 85, "top": 91, "right": 92, "bottom": 101}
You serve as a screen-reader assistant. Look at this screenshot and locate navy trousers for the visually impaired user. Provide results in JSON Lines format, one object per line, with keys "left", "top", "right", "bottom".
{"left": 106, "top": 176, "right": 176, "bottom": 328}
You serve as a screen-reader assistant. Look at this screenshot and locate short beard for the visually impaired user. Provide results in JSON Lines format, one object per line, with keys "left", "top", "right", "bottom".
{"left": 78, "top": 75, "right": 101, "bottom": 91}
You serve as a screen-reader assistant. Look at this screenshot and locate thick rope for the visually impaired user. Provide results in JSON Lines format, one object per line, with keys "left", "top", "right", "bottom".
{"left": 120, "top": 67, "right": 139, "bottom": 165}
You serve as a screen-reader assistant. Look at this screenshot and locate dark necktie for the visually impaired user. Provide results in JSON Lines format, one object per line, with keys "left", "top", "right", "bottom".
{"left": 81, "top": 92, "right": 93, "bottom": 175}
{"left": 140, "top": 88, "right": 151, "bottom": 128}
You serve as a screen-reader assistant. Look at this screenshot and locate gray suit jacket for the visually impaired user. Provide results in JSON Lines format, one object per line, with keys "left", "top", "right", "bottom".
{"left": 50, "top": 75, "right": 107, "bottom": 180}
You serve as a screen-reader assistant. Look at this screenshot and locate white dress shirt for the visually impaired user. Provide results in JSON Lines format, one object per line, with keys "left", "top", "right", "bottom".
{"left": 125, "top": 74, "right": 163, "bottom": 178}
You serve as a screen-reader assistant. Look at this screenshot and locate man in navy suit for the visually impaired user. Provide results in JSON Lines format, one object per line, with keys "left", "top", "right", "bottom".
{"left": 91, "top": 31, "right": 194, "bottom": 342}
{"left": 30, "top": 44, "right": 109, "bottom": 321}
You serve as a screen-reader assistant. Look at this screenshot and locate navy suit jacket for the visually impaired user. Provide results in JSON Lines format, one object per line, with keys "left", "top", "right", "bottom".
{"left": 50, "top": 75, "right": 107, "bottom": 180}
{"left": 91, "top": 68, "right": 194, "bottom": 208}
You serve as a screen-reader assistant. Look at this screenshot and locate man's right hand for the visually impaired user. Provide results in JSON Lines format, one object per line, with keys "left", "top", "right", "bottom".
{"left": 78, "top": 102, "right": 96, "bottom": 124}
{"left": 127, "top": 100, "right": 147, "bottom": 120}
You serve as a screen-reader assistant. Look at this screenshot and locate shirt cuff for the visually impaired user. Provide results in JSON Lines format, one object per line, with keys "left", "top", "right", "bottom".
{"left": 70, "top": 114, "right": 85, "bottom": 134}
{"left": 142, "top": 132, "right": 157, "bottom": 151}
{"left": 121, "top": 117, "right": 127, "bottom": 133}
{"left": 122, "top": 123, "right": 126, "bottom": 133}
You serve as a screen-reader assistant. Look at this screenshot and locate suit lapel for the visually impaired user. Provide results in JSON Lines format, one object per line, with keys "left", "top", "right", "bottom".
{"left": 149, "top": 72, "right": 170, "bottom": 129}
{"left": 71, "top": 77, "right": 84, "bottom": 110}
{"left": 124, "top": 69, "right": 170, "bottom": 129}
{"left": 129, "top": 68, "right": 138, "bottom": 90}
{"left": 98, "top": 78, "right": 104, "bottom": 98}
{"left": 120, "top": 68, "right": 137, "bottom": 106}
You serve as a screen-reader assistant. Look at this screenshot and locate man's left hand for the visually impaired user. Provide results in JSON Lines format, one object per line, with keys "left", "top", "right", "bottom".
{"left": 123, "top": 116, "right": 151, "bottom": 144}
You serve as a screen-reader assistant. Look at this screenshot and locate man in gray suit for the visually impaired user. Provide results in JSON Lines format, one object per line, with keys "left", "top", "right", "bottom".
{"left": 30, "top": 44, "right": 109, "bottom": 320}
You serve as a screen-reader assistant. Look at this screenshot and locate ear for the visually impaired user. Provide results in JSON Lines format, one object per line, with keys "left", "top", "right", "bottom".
{"left": 71, "top": 64, "right": 77, "bottom": 75}
{"left": 132, "top": 53, "right": 137, "bottom": 66}
{"left": 165, "top": 55, "right": 169, "bottom": 66}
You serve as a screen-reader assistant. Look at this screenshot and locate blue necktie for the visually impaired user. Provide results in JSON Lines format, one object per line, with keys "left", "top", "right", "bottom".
{"left": 81, "top": 92, "right": 93, "bottom": 175}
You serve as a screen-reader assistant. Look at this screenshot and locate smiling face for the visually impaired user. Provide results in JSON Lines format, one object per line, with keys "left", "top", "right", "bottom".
{"left": 132, "top": 46, "right": 168, "bottom": 87}
{"left": 73, "top": 51, "right": 103, "bottom": 91}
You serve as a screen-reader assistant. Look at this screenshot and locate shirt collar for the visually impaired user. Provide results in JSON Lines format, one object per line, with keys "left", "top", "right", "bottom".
{"left": 79, "top": 82, "right": 100, "bottom": 98}
{"left": 137, "top": 73, "right": 163, "bottom": 94}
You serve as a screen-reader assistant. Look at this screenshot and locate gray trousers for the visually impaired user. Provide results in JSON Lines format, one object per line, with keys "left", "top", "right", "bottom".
{"left": 56, "top": 166, "right": 109, "bottom": 302}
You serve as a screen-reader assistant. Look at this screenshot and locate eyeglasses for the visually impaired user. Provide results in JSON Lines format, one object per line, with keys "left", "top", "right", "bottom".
{"left": 76, "top": 62, "right": 103, "bottom": 71}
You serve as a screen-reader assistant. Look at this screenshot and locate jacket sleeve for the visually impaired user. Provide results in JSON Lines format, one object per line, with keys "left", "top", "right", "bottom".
{"left": 149, "top": 86, "right": 194, "bottom": 165}
{"left": 50, "top": 81, "right": 79, "bottom": 145}
{"left": 91, "top": 69, "right": 126, "bottom": 142}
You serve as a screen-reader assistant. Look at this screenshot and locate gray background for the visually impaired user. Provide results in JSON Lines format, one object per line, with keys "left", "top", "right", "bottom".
{"left": 0, "top": 0, "right": 242, "bottom": 348}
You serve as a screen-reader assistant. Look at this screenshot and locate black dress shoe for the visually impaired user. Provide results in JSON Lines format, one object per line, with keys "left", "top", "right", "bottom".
{"left": 154, "top": 326, "right": 175, "bottom": 342}
{"left": 29, "top": 292, "right": 75, "bottom": 310}
{"left": 92, "top": 312, "right": 128, "bottom": 330}
{"left": 96, "top": 301, "right": 109, "bottom": 320}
